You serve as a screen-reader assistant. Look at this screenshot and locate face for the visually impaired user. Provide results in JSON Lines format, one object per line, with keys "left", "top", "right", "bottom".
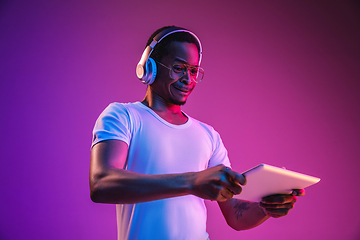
{"left": 151, "top": 41, "right": 199, "bottom": 106}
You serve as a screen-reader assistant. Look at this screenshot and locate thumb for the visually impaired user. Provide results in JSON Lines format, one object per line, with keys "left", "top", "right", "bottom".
{"left": 225, "top": 167, "right": 246, "bottom": 185}
{"left": 235, "top": 173, "right": 246, "bottom": 185}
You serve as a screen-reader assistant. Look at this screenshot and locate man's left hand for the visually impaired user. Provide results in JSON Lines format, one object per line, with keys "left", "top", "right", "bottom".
{"left": 259, "top": 189, "right": 305, "bottom": 218}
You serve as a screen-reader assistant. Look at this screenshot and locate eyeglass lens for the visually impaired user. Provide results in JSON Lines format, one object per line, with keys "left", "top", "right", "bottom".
{"left": 170, "top": 64, "right": 204, "bottom": 82}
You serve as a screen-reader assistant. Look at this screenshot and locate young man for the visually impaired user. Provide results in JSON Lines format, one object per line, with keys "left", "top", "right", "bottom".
{"left": 90, "top": 26, "right": 304, "bottom": 240}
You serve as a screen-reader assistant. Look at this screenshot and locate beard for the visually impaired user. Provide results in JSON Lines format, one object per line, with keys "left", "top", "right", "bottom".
{"left": 170, "top": 98, "right": 186, "bottom": 106}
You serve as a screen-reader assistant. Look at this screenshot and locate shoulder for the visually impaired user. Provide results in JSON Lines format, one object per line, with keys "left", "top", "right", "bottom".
{"left": 100, "top": 102, "right": 142, "bottom": 117}
{"left": 94, "top": 102, "right": 144, "bottom": 130}
{"left": 189, "top": 116, "right": 221, "bottom": 140}
{"left": 104, "top": 102, "right": 136, "bottom": 112}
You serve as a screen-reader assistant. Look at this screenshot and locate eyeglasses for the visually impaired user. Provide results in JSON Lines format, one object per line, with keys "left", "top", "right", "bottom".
{"left": 156, "top": 61, "right": 204, "bottom": 83}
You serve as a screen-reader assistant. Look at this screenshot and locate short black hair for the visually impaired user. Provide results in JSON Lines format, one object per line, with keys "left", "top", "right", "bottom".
{"left": 145, "top": 26, "right": 201, "bottom": 62}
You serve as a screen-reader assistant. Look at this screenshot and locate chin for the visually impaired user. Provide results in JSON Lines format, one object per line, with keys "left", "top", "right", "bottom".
{"left": 170, "top": 99, "right": 187, "bottom": 106}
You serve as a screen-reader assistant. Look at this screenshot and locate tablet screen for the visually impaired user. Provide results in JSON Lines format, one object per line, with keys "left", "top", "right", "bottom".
{"left": 233, "top": 164, "right": 320, "bottom": 202}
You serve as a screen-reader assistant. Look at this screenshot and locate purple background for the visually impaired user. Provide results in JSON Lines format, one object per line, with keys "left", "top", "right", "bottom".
{"left": 1, "top": 0, "right": 359, "bottom": 239}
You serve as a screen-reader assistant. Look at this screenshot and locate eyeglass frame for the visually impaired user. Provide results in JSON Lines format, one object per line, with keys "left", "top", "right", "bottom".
{"left": 156, "top": 61, "right": 204, "bottom": 83}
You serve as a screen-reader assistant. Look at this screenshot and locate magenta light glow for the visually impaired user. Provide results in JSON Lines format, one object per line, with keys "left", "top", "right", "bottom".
{"left": 1, "top": 1, "right": 359, "bottom": 239}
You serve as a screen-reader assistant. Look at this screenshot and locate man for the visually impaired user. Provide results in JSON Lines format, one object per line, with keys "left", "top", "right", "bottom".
{"left": 89, "top": 26, "right": 304, "bottom": 240}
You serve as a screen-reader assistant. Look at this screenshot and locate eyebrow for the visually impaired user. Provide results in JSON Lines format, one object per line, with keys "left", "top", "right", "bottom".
{"left": 173, "top": 57, "right": 199, "bottom": 67}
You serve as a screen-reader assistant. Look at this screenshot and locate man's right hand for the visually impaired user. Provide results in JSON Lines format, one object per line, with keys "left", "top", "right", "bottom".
{"left": 189, "top": 165, "right": 246, "bottom": 202}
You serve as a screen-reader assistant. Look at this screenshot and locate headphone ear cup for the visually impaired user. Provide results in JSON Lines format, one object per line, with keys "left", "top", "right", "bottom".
{"left": 136, "top": 63, "right": 145, "bottom": 80}
{"left": 146, "top": 57, "right": 157, "bottom": 85}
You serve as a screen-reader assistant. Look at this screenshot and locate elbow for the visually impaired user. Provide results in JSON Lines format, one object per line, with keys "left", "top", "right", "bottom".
{"left": 89, "top": 167, "right": 112, "bottom": 203}
{"left": 90, "top": 182, "right": 100, "bottom": 203}
{"left": 90, "top": 185, "right": 102, "bottom": 203}
{"left": 229, "top": 217, "right": 259, "bottom": 231}
{"left": 224, "top": 217, "right": 240, "bottom": 231}
{"left": 227, "top": 222, "right": 243, "bottom": 231}
{"left": 89, "top": 176, "right": 105, "bottom": 203}
{"left": 225, "top": 219, "right": 251, "bottom": 231}
{"left": 229, "top": 224, "right": 250, "bottom": 231}
{"left": 89, "top": 174, "right": 117, "bottom": 204}
{"left": 229, "top": 225, "right": 248, "bottom": 231}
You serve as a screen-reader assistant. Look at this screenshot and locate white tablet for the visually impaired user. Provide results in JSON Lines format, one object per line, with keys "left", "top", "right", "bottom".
{"left": 233, "top": 164, "right": 320, "bottom": 202}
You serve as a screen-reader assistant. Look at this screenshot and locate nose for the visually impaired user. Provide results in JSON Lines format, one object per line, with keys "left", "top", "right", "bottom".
{"left": 179, "top": 68, "right": 193, "bottom": 84}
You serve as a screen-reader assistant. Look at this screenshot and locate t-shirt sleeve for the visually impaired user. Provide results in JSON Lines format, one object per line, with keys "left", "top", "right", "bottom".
{"left": 91, "top": 103, "right": 131, "bottom": 148}
{"left": 207, "top": 128, "right": 231, "bottom": 169}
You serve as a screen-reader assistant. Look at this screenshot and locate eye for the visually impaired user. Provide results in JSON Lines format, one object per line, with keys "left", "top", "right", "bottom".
{"left": 189, "top": 67, "right": 199, "bottom": 76}
{"left": 172, "top": 65, "right": 186, "bottom": 73}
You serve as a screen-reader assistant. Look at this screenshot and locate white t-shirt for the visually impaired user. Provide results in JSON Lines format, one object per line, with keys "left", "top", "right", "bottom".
{"left": 92, "top": 102, "right": 231, "bottom": 240}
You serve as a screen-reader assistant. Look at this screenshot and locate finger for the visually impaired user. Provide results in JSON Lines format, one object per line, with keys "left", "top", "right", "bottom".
{"left": 224, "top": 167, "right": 246, "bottom": 185}
{"left": 235, "top": 173, "right": 246, "bottom": 186}
{"left": 220, "top": 188, "right": 234, "bottom": 200}
{"left": 260, "top": 202, "right": 295, "bottom": 209}
{"left": 292, "top": 189, "right": 306, "bottom": 196}
{"left": 262, "top": 194, "right": 297, "bottom": 204}
{"left": 260, "top": 203, "right": 294, "bottom": 218}
{"left": 223, "top": 181, "right": 242, "bottom": 195}
{"left": 216, "top": 176, "right": 239, "bottom": 197}
{"left": 216, "top": 196, "right": 228, "bottom": 202}
{"left": 209, "top": 183, "right": 232, "bottom": 201}
{"left": 216, "top": 192, "right": 229, "bottom": 202}
{"left": 220, "top": 171, "right": 243, "bottom": 194}
{"left": 263, "top": 208, "right": 291, "bottom": 218}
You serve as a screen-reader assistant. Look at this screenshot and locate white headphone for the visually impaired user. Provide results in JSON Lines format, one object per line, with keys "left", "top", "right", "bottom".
{"left": 136, "top": 27, "right": 203, "bottom": 85}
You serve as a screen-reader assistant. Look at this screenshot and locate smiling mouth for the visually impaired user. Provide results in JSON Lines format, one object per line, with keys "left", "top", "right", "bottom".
{"left": 173, "top": 86, "right": 192, "bottom": 93}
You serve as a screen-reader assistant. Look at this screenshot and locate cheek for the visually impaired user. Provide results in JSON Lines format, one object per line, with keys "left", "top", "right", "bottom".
{"left": 155, "top": 71, "right": 174, "bottom": 86}
{"left": 156, "top": 66, "right": 169, "bottom": 79}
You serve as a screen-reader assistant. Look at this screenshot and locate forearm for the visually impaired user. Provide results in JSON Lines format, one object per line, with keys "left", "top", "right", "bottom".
{"left": 90, "top": 141, "right": 247, "bottom": 204}
{"left": 90, "top": 168, "right": 194, "bottom": 204}
{"left": 218, "top": 198, "right": 270, "bottom": 231}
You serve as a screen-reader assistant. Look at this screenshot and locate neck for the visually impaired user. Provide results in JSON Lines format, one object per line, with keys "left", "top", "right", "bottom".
{"left": 141, "top": 87, "right": 188, "bottom": 125}
{"left": 141, "top": 87, "right": 182, "bottom": 113}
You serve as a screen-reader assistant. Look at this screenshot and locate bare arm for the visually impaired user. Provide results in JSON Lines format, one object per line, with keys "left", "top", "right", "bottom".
{"left": 89, "top": 140, "right": 191, "bottom": 203}
{"left": 89, "top": 140, "right": 246, "bottom": 204}
{"left": 218, "top": 199, "right": 269, "bottom": 231}
{"left": 218, "top": 190, "right": 305, "bottom": 231}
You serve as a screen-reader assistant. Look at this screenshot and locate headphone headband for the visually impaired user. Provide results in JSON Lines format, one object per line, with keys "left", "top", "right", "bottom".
{"left": 136, "top": 27, "right": 202, "bottom": 85}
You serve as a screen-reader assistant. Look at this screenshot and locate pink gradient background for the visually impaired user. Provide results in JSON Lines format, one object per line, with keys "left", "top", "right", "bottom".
{"left": 1, "top": 0, "right": 359, "bottom": 239}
